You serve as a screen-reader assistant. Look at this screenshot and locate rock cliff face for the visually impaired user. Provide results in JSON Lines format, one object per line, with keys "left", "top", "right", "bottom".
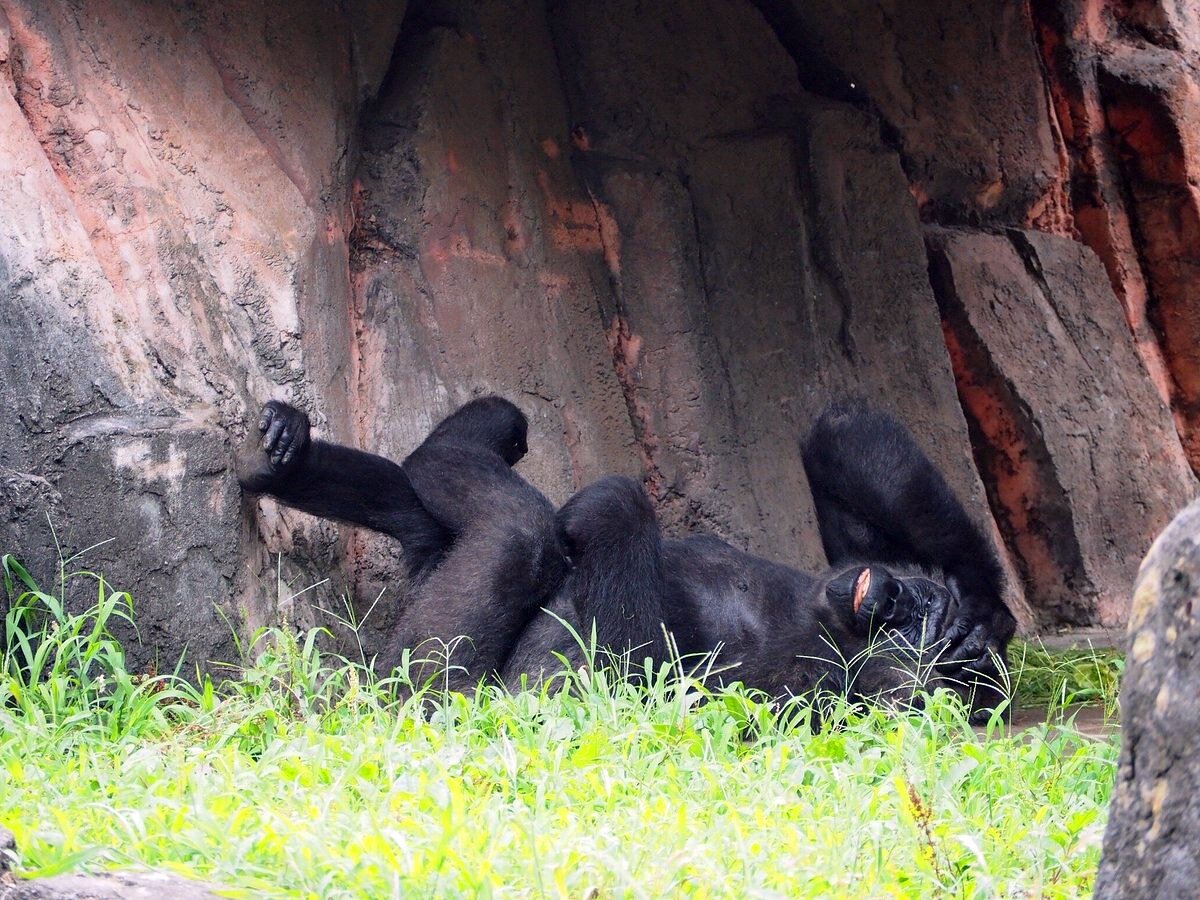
{"left": 0, "top": 0, "right": 1194, "bottom": 667}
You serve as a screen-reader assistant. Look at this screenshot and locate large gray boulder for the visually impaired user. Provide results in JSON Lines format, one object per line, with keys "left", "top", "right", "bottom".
{"left": 1097, "top": 495, "right": 1200, "bottom": 896}
{"left": 0, "top": 871, "right": 220, "bottom": 899}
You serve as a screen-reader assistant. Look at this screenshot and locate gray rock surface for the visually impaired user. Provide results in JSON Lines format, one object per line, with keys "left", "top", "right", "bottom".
{"left": 549, "top": 0, "right": 996, "bottom": 568}
{"left": 1, "top": 871, "right": 221, "bottom": 900}
{"left": 0, "top": 828, "right": 14, "bottom": 876}
{"left": 755, "top": 0, "right": 1061, "bottom": 226}
{"left": 1096, "top": 495, "right": 1200, "bottom": 897}
{"left": 0, "top": 831, "right": 220, "bottom": 899}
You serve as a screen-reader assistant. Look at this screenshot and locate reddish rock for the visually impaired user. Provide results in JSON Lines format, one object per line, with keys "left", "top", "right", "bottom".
{"left": 0, "top": 0, "right": 405, "bottom": 665}
{"left": 342, "top": 6, "right": 642, "bottom": 646}
{"left": 928, "top": 227, "right": 1194, "bottom": 627}
{"left": 1099, "top": 53, "right": 1200, "bottom": 472}
{"left": 1032, "top": 0, "right": 1200, "bottom": 473}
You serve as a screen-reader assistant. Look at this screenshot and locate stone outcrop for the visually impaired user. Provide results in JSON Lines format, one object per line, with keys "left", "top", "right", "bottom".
{"left": 928, "top": 227, "right": 1194, "bottom": 627}
{"left": 1, "top": 870, "right": 221, "bottom": 899}
{"left": 1032, "top": 0, "right": 1200, "bottom": 470}
{"left": 1097, "top": 496, "right": 1200, "bottom": 896}
{"left": 1, "top": 0, "right": 1196, "bottom": 666}
{"left": 757, "top": 0, "right": 1065, "bottom": 228}
{"left": 0, "top": 0, "right": 408, "bottom": 662}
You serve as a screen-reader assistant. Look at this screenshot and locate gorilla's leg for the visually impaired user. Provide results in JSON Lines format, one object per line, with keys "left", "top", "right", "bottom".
{"left": 400, "top": 398, "right": 537, "bottom": 535}
{"left": 556, "top": 476, "right": 669, "bottom": 673}
{"left": 387, "top": 401, "right": 567, "bottom": 691}
{"left": 236, "top": 401, "right": 450, "bottom": 577}
{"left": 237, "top": 397, "right": 531, "bottom": 578}
{"left": 501, "top": 596, "right": 586, "bottom": 690}
{"left": 801, "top": 400, "right": 1014, "bottom": 670}
{"left": 419, "top": 395, "right": 529, "bottom": 466}
{"left": 238, "top": 396, "right": 558, "bottom": 689}
{"left": 384, "top": 519, "right": 565, "bottom": 692}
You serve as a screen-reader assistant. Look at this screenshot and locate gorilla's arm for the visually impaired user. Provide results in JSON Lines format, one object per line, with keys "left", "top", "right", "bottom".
{"left": 801, "top": 400, "right": 1014, "bottom": 666}
{"left": 236, "top": 401, "right": 451, "bottom": 577}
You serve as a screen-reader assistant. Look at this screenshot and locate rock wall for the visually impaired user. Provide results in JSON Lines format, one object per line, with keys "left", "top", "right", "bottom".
{"left": 0, "top": 0, "right": 1195, "bottom": 668}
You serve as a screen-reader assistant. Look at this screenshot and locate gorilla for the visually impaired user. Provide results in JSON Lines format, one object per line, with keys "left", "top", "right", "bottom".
{"left": 236, "top": 396, "right": 1014, "bottom": 720}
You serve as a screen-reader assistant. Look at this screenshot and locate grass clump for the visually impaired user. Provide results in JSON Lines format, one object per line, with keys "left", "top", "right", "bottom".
{"left": 1010, "top": 639, "right": 1124, "bottom": 718}
{"left": 0, "top": 554, "right": 1119, "bottom": 897}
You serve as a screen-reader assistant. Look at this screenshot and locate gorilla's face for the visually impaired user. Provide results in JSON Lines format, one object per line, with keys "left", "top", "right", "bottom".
{"left": 825, "top": 566, "right": 956, "bottom": 651}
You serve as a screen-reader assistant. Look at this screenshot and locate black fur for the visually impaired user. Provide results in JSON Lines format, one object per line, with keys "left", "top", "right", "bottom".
{"left": 238, "top": 397, "right": 563, "bottom": 691}
{"left": 388, "top": 400, "right": 565, "bottom": 689}
{"left": 556, "top": 476, "right": 668, "bottom": 668}
{"left": 802, "top": 400, "right": 1015, "bottom": 713}
{"left": 237, "top": 397, "right": 1013, "bottom": 719}
{"left": 236, "top": 401, "right": 451, "bottom": 578}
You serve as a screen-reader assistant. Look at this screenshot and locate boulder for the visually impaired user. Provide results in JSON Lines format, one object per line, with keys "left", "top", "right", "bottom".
{"left": 1, "top": 871, "right": 221, "bottom": 899}
{"left": 1097, "top": 495, "right": 1200, "bottom": 896}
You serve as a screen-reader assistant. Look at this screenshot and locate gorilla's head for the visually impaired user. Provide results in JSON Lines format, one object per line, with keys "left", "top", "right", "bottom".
{"left": 430, "top": 395, "right": 529, "bottom": 465}
{"left": 825, "top": 565, "right": 956, "bottom": 652}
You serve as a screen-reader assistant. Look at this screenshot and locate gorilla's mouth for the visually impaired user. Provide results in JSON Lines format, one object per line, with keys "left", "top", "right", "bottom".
{"left": 852, "top": 568, "right": 871, "bottom": 615}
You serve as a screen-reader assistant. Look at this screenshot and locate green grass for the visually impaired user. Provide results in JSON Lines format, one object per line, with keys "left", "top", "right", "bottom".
{"left": 1010, "top": 639, "right": 1125, "bottom": 718}
{"left": 0, "top": 554, "right": 1120, "bottom": 897}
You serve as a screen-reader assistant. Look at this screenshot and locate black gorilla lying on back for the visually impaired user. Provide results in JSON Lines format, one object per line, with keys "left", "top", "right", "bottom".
{"left": 236, "top": 396, "right": 1014, "bottom": 719}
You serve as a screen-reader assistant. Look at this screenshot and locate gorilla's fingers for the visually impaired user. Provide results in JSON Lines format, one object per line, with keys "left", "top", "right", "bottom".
{"left": 271, "top": 432, "right": 291, "bottom": 466}
{"left": 262, "top": 417, "right": 287, "bottom": 453}
{"left": 258, "top": 406, "right": 274, "bottom": 433}
{"left": 936, "top": 609, "right": 993, "bottom": 657}
{"left": 993, "top": 607, "right": 1018, "bottom": 645}
{"left": 937, "top": 616, "right": 972, "bottom": 658}
{"left": 962, "top": 642, "right": 1005, "bottom": 680}
{"left": 944, "top": 622, "right": 991, "bottom": 667}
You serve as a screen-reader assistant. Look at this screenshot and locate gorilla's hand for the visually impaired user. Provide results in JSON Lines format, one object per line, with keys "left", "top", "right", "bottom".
{"left": 257, "top": 400, "right": 310, "bottom": 470}
{"left": 236, "top": 400, "right": 311, "bottom": 492}
{"left": 935, "top": 579, "right": 1016, "bottom": 673}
